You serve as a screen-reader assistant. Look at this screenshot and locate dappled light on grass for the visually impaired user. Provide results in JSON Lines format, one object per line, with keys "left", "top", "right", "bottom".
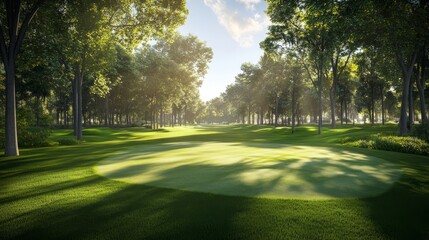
{"left": 96, "top": 142, "right": 401, "bottom": 199}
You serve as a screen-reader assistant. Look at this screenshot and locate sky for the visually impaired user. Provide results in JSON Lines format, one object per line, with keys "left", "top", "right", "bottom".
{"left": 178, "top": 0, "right": 270, "bottom": 102}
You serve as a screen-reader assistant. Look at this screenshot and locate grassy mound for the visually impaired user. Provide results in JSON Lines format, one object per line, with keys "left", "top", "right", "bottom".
{"left": 96, "top": 142, "right": 401, "bottom": 199}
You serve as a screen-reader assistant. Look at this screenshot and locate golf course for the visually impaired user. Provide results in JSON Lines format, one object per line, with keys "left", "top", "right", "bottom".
{"left": 2, "top": 0, "right": 429, "bottom": 239}
{"left": 1, "top": 125, "right": 429, "bottom": 239}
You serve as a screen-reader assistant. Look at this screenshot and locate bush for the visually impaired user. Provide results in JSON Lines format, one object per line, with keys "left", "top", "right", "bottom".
{"left": 57, "top": 138, "right": 79, "bottom": 146}
{"left": 411, "top": 123, "right": 429, "bottom": 143}
{"left": 343, "top": 134, "right": 429, "bottom": 156}
{"left": 0, "top": 107, "right": 51, "bottom": 149}
{"left": 18, "top": 127, "right": 51, "bottom": 148}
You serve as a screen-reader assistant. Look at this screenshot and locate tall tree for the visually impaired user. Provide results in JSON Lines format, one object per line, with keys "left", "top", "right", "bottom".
{"left": 0, "top": 0, "right": 45, "bottom": 156}
{"left": 263, "top": 0, "right": 334, "bottom": 134}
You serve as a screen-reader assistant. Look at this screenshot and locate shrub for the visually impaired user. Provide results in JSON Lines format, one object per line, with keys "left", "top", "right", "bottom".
{"left": 57, "top": 138, "right": 79, "bottom": 146}
{"left": 411, "top": 123, "right": 429, "bottom": 143}
{"left": 343, "top": 134, "right": 429, "bottom": 156}
{"left": 18, "top": 127, "right": 51, "bottom": 148}
{"left": 0, "top": 107, "right": 52, "bottom": 149}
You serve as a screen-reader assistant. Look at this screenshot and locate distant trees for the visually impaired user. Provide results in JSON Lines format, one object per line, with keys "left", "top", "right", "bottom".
{"left": 204, "top": 53, "right": 308, "bottom": 129}
{"left": 205, "top": 0, "right": 429, "bottom": 138}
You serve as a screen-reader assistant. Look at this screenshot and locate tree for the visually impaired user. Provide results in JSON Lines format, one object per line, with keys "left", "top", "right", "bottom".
{"left": 352, "top": 0, "right": 429, "bottom": 134}
{"left": 60, "top": 0, "right": 187, "bottom": 139}
{"left": 0, "top": 0, "right": 46, "bottom": 156}
{"left": 263, "top": 0, "right": 336, "bottom": 134}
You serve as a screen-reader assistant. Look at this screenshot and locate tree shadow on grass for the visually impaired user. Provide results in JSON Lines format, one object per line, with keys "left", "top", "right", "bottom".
{"left": 99, "top": 145, "right": 401, "bottom": 199}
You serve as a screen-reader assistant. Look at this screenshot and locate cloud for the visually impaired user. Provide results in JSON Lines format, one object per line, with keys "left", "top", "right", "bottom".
{"left": 237, "top": 0, "right": 261, "bottom": 11}
{"left": 204, "top": 0, "right": 268, "bottom": 48}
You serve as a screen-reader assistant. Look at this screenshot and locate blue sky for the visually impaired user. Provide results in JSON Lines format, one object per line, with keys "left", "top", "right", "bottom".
{"left": 178, "top": 0, "right": 270, "bottom": 102}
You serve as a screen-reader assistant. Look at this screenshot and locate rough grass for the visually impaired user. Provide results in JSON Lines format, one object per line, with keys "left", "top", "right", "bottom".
{"left": 1, "top": 124, "right": 429, "bottom": 239}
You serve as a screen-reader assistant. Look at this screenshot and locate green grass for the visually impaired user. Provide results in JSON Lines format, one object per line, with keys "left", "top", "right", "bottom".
{"left": 1, "top": 124, "right": 429, "bottom": 239}
{"left": 96, "top": 142, "right": 401, "bottom": 199}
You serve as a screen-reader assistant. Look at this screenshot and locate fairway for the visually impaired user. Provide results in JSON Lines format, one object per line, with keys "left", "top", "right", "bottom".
{"left": 96, "top": 142, "right": 401, "bottom": 199}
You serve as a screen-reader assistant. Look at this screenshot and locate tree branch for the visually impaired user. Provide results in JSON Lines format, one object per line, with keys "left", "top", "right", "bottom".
{"left": 0, "top": 24, "right": 9, "bottom": 68}
{"left": 338, "top": 50, "right": 352, "bottom": 77}
{"left": 14, "top": 0, "right": 45, "bottom": 58}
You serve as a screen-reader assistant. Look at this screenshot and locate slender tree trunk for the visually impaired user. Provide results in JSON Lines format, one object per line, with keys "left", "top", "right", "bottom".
{"left": 398, "top": 50, "right": 418, "bottom": 135}
{"left": 72, "top": 73, "right": 78, "bottom": 136}
{"left": 76, "top": 67, "right": 83, "bottom": 141}
{"left": 35, "top": 96, "right": 40, "bottom": 127}
{"left": 329, "top": 85, "right": 336, "bottom": 128}
{"left": 318, "top": 69, "right": 323, "bottom": 135}
{"left": 104, "top": 95, "right": 109, "bottom": 126}
{"left": 345, "top": 101, "right": 349, "bottom": 125}
{"left": 56, "top": 110, "right": 60, "bottom": 126}
{"left": 416, "top": 58, "right": 428, "bottom": 124}
{"left": 275, "top": 95, "right": 279, "bottom": 127}
{"left": 64, "top": 110, "right": 67, "bottom": 126}
{"left": 371, "top": 84, "right": 375, "bottom": 125}
{"left": 248, "top": 103, "right": 251, "bottom": 124}
{"left": 160, "top": 107, "right": 163, "bottom": 128}
{"left": 171, "top": 105, "right": 174, "bottom": 127}
{"left": 292, "top": 87, "right": 296, "bottom": 134}
{"left": 408, "top": 76, "right": 415, "bottom": 130}
{"left": 381, "top": 85, "right": 385, "bottom": 125}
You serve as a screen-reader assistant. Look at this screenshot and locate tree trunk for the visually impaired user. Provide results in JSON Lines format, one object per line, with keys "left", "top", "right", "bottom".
{"left": 292, "top": 87, "right": 296, "bottom": 134}
{"left": 76, "top": 67, "right": 83, "bottom": 141}
{"left": 398, "top": 50, "right": 418, "bottom": 136}
{"left": 275, "top": 96, "right": 279, "bottom": 127}
{"left": 381, "top": 85, "right": 385, "bottom": 125}
{"left": 329, "top": 86, "right": 336, "bottom": 128}
{"left": 64, "top": 109, "right": 67, "bottom": 126}
{"left": 345, "top": 101, "right": 349, "bottom": 125}
{"left": 72, "top": 73, "right": 78, "bottom": 136}
{"left": 1, "top": 0, "right": 44, "bottom": 156}
{"left": 408, "top": 76, "right": 415, "bottom": 130}
{"left": 160, "top": 107, "right": 163, "bottom": 128}
{"left": 371, "top": 84, "right": 375, "bottom": 125}
{"left": 416, "top": 57, "right": 428, "bottom": 124}
{"left": 4, "top": 64, "right": 19, "bottom": 156}
{"left": 35, "top": 96, "right": 40, "bottom": 127}
{"left": 248, "top": 103, "right": 251, "bottom": 124}
{"left": 104, "top": 95, "right": 109, "bottom": 126}
{"left": 318, "top": 69, "right": 323, "bottom": 135}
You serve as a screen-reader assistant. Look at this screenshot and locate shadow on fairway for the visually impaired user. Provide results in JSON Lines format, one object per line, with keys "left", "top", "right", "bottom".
{"left": 93, "top": 138, "right": 404, "bottom": 200}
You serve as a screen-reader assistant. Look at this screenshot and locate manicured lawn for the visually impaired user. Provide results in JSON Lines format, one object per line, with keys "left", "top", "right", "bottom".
{"left": 1, "top": 125, "right": 429, "bottom": 239}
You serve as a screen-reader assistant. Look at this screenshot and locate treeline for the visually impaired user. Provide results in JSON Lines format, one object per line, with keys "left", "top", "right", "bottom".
{"left": 0, "top": 1, "right": 213, "bottom": 156}
{"left": 204, "top": 0, "right": 429, "bottom": 136}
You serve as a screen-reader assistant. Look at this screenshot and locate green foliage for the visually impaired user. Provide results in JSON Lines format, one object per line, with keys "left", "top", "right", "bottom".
{"left": 411, "top": 123, "right": 429, "bottom": 143}
{"left": 18, "top": 127, "right": 51, "bottom": 148}
{"left": 343, "top": 134, "right": 429, "bottom": 155}
{"left": 0, "top": 107, "right": 51, "bottom": 149}
{"left": 57, "top": 137, "right": 79, "bottom": 146}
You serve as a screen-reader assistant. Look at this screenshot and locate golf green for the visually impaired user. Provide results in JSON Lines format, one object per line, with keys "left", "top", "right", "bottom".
{"left": 95, "top": 142, "right": 401, "bottom": 199}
